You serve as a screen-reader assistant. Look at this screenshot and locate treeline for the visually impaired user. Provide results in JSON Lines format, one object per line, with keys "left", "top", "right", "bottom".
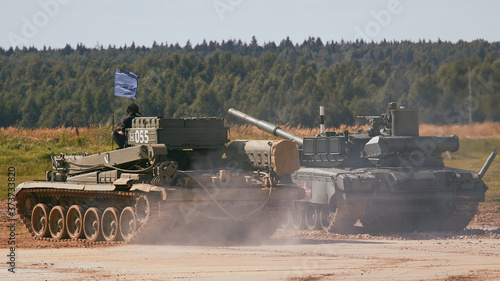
{"left": 1, "top": 37, "right": 500, "bottom": 128}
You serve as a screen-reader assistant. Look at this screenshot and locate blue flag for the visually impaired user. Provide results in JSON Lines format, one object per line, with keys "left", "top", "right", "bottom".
{"left": 114, "top": 68, "right": 139, "bottom": 99}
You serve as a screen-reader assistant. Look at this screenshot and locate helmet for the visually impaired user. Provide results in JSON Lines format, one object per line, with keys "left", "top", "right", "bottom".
{"left": 127, "top": 103, "right": 141, "bottom": 115}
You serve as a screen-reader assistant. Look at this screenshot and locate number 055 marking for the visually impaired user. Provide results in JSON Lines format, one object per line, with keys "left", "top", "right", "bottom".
{"left": 133, "top": 130, "right": 149, "bottom": 143}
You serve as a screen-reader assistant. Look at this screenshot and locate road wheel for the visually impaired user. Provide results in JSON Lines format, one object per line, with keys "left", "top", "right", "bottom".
{"left": 120, "top": 206, "right": 137, "bottom": 242}
{"left": 279, "top": 206, "right": 292, "bottom": 229}
{"left": 31, "top": 203, "right": 50, "bottom": 238}
{"left": 305, "top": 204, "right": 321, "bottom": 230}
{"left": 319, "top": 205, "right": 333, "bottom": 231}
{"left": 66, "top": 205, "right": 85, "bottom": 239}
{"left": 84, "top": 207, "right": 102, "bottom": 242}
{"left": 102, "top": 207, "right": 121, "bottom": 242}
{"left": 49, "top": 206, "right": 68, "bottom": 240}
{"left": 290, "top": 204, "right": 306, "bottom": 230}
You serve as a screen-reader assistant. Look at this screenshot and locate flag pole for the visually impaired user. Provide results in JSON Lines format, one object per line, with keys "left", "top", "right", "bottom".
{"left": 112, "top": 95, "right": 115, "bottom": 150}
{"left": 112, "top": 68, "right": 116, "bottom": 150}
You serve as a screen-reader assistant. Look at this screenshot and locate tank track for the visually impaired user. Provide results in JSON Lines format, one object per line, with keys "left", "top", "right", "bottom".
{"left": 417, "top": 201, "right": 479, "bottom": 232}
{"left": 283, "top": 199, "right": 480, "bottom": 234}
{"left": 16, "top": 188, "right": 289, "bottom": 246}
{"left": 360, "top": 200, "right": 480, "bottom": 233}
{"left": 447, "top": 201, "right": 479, "bottom": 230}
{"left": 327, "top": 201, "right": 362, "bottom": 233}
{"left": 16, "top": 188, "right": 162, "bottom": 246}
{"left": 281, "top": 201, "right": 362, "bottom": 233}
{"left": 127, "top": 194, "right": 179, "bottom": 244}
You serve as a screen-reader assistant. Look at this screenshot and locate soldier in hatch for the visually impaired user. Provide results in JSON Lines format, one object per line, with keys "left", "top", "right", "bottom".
{"left": 112, "top": 103, "right": 141, "bottom": 148}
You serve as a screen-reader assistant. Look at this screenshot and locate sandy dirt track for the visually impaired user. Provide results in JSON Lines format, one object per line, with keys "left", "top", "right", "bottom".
{"left": 2, "top": 199, "right": 500, "bottom": 280}
{"left": 2, "top": 232, "right": 500, "bottom": 281}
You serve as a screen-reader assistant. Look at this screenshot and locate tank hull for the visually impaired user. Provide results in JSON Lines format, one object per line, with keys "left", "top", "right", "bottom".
{"left": 283, "top": 166, "right": 486, "bottom": 233}
{"left": 16, "top": 180, "right": 303, "bottom": 244}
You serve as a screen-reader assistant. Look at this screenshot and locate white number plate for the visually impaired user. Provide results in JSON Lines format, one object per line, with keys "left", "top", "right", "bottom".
{"left": 129, "top": 129, "right": 149, "bottom": 144}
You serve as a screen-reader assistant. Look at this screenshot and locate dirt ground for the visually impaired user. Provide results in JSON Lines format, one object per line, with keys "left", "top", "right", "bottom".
{"left": 1, "top": 200, "right": 499, "bottom": 280}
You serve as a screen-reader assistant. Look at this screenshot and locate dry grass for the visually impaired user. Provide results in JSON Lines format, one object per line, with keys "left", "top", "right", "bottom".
{"left": 2, "top": 122, "right": 498, "bottom": 145}
{"left": 420, "top": 122, "right": 500, "bottom": 138}
{"left": 0, "top": 126, "right": 78, "bottom": 140}
{"left": 229, "top": 124, "right": 370, "bottom": 140}
{"left": 232, "top": 122, "right": 500, "bottom": 140}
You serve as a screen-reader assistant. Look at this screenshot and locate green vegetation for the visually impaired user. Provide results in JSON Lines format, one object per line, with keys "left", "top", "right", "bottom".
{"left": 0, "top": 126, "right": 112, "bottom": 199}
{"left": 1, "top": 39, "right": 500, "bottom": 129}
{"left": 445, "top": 138, "right": 500, "bottom": 204}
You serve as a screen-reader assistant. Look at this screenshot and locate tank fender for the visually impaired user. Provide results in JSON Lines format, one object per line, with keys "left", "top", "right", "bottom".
{"left": 14, "top": 181, "right": 87, "bottom": 194}
{"left": 130, "top": 183, "right": 168, "bottom": 200}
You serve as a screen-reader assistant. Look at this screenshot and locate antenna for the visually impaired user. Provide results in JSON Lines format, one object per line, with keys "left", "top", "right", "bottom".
{"left": 389, "top": 42, "right": 393, "bottom": 103}
{"left": 319, "top": 106, "right": 325, "bottom": 134}
{"left": 468, "top": 65, "right": 472, "bottom": 124}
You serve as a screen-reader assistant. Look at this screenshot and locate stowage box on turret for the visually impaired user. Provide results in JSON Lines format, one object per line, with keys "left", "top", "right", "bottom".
{"left": 228, "top": 103, "right": 496, "bottom": 233}
{"left": 15, "top": 116, "right": 304, "bottom": 244}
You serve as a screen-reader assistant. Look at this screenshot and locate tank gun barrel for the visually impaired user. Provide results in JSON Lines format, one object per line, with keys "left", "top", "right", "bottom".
{"left": 478, "top": 150, "right": 497, "bottom": 179}
{"left": 228, "top": 108, "right": 304, "bottom": 145}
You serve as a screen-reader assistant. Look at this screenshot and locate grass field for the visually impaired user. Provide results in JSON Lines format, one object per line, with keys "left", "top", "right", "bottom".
{"left": 419, "top": 123, "right": 500, "bottom": 205}
{"left": 1, "top": 123, "right": 499, "bottom": 205}
{"left": 0, "top": 125, "right": 114, "bottom": 198}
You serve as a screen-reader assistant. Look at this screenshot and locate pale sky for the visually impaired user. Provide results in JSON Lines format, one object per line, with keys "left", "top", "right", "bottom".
{"left": 1, "top": 0, "right": 499, "bottom": 49}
